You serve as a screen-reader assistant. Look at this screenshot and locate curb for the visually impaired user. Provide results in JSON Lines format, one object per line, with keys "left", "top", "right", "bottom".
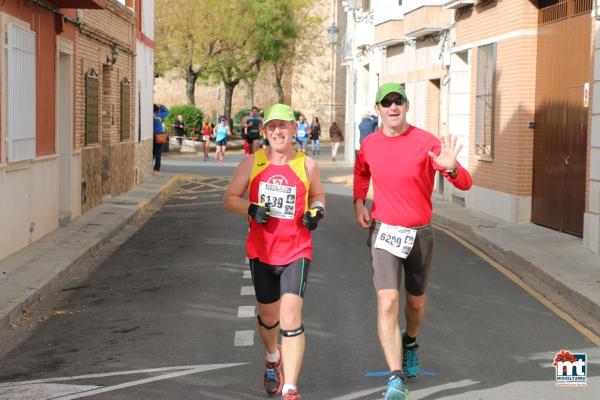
{"left": 0, "top": 175, "right": 181, "bottom": 333}
{"left": 431, "top": 212, "right": 600, "bottom": 324}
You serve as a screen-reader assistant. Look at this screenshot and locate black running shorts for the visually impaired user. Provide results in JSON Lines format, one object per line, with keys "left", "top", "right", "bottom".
{"left": 249, "top": 258, "right": 311, "bottom": 304}
{"left": 367, "top": 221, "right": 434, "bottom": 296}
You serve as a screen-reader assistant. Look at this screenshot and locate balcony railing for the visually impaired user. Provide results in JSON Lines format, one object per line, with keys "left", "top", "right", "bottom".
{"left": 574, "top": 0, "right": 593, "bottom": 15}
{"left": 539, "top": 0, "right": 592, "bottom": 24}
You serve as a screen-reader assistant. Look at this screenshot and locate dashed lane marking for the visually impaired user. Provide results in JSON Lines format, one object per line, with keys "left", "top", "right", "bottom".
{"left": 241, "top": 286, "right": 255, "bottom": 296}
{"left": 234, "top": 330, "right": 255, "bottom": 347}
{"left": 243, "top": 270, "right": 251, "bottom": 279}
{"left": 237, "top": 306, "right": 255, "bottom": 318}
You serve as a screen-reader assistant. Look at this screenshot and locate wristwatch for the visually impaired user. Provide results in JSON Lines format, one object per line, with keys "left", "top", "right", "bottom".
{"left": 445, "top": 166, "right": 458, "bottom": 177}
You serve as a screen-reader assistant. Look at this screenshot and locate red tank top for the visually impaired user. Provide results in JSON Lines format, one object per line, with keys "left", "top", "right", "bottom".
{"left": 247, "top": 149, "right": 312, "bottom": 265}
{"left": 201, "top": 122, "right": 212, "bottom": 135}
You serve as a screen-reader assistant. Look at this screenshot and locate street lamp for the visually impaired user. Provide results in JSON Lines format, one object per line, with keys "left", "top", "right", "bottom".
{"left": 327, "top": 23, "right": 338, "bottom": 47}
{"left": 327, "top": 23, "right": 338, "bottom": 132}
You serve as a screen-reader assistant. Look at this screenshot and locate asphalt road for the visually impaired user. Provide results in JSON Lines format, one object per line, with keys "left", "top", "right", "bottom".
{"left": 0, "top": 154, "right": 597, "bottom": 399}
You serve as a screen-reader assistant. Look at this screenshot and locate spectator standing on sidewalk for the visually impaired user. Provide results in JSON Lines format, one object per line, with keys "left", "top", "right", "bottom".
{"left": 309, "top": 116, "right": 321, "bottom": 156}
{"left": 353, "top": 83, "right": 472, "bottom": 400}
{"left": 329, "top": 121, "right": 343, "bottom": 161}
{"left": 224, "top": 104, "right": 325, "bottom": 400}
{"left": 153, "top": 104, "right": 169, "bottom": 174}
{"left": 358, "top": 112, "right": 378, "bottom": 144}
{"left": 173, "top": 114, "right": 185, "bottom": 146}
{"left": 295, "top": 114, "right": 309, "bottom": 153}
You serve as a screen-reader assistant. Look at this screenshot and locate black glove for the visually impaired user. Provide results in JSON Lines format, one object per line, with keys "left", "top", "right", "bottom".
{"left": 248, "top": 202, "right": 270, "bottom": 224}
{"left": 302, "top": 206, "right": 325, "bottom": 231}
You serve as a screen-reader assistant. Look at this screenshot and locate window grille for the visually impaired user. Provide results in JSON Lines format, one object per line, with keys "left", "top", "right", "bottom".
{"left": 474, "top": 43, "right": 496, "bottom": 159}
{"left": 85, "top": 69, "right": 99, "bottom": 145}
{"left": 120, "top": 78, "right": 131, "bottom": 141}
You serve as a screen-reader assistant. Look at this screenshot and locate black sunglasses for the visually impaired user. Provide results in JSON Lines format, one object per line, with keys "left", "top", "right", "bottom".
{"left": 379, "top": 97, "right": 406, "bottom": 108}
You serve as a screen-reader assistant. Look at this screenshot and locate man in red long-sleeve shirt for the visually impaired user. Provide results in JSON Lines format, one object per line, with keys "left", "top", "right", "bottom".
{"left": 353, "top": 83, "right": 472, "bottom": 400}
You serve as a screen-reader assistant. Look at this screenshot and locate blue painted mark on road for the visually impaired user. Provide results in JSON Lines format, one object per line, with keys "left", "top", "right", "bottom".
{"left": 364, "top": 371, "right": 390, "bottom": 377}
{"left": 365, "top": 370, "right": 438, "bottom": 377}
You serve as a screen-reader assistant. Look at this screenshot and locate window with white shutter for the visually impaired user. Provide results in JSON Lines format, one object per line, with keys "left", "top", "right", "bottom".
{"left": 6, "top": 23, "right": 36, "bottom": 162}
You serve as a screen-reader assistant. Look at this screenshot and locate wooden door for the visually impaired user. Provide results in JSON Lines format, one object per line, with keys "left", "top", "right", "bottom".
{"left": 532, "top": 7, "right": 591, "bottom": 237}
{"left": 563, "top": 85, "right": 587, "bottom": 235}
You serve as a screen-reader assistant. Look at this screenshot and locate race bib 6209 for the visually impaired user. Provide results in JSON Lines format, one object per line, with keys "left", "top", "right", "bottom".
{"left": 374, "top": 223, "right": 417, "bottom": 259}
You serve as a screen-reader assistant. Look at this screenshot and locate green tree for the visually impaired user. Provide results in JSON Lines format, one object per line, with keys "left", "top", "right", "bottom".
{"left": 155, "top": 0, "right": 229, "bottom": 104}
{"left": 267, "top": 0, "right": 322, "bottom": 103}
{"left": 206, "top": 0, "right": 312, "bottom": 122}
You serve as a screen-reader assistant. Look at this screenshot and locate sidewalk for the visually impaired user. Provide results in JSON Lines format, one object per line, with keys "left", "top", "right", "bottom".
{"left": 0, "top": 174, "right": 181, "bottom": 333}
{"left": 327, "top": 174, "right": 600, "bottom": 331}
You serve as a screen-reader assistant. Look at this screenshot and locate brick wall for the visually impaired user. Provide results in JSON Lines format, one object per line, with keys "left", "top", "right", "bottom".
{"left": 467, "top": 35, "right": 537, "bottom": 197}
{"left": 75, "top": 0, "right": 136, "bottom": 206}
{"left": 135, "top": 139, "right": 153, "bottom": 184}
{"left": 455, "top": 0, "right": 538, "bottom": 48}
{"left": 81, "top": 146, "right": 102, "bottom": 213}
{"left": 75, "top": 0, "right": 136, "bottom": 149}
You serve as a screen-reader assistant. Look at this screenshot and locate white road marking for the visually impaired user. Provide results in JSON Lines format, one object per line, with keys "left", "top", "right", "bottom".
{"left": 244, "top": 257, "right": 249, "bottom": 264}
{"left": 415, "top": 377, "right": 599, "bottom": 399}
{"left": 243, "top": 270, "right": 251, "bottom": 279}
{"left": 234, "top": 330, "right": 255, "bottom": 346}
{"left": 0, "top": 363, "right": 247, "bottom": 399}
{"left": 0, "top": 383, "right": 99, "bottom": 399}
{"left": 237, "top": 306, "right": 255, "bottom": 318}
{"left": 0, "top": 365, "right": 219, "bottom": 387}
{"left": 241, "top": 286, "right": 255, "bottom": 296}
{"left": 408, "top": 379, "right": 478, "bottom": 399}
{"left": 325, "top": 379, "right": 478, "bottom": 400}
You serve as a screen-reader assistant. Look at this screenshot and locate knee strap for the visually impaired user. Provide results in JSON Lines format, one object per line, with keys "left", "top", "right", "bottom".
{"left": 257, "top": 315, "right": 279, "bottom": 330}
{"left": 280, "top": 324, "right": 304, "bottom": 337}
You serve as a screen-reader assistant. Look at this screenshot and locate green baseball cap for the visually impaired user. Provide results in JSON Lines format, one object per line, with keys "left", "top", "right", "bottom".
{"left": 375, "top": 82, "right": 407, "bottom": 104}
{"left": 263, "top": 104, "right": 295, "bottom": 125}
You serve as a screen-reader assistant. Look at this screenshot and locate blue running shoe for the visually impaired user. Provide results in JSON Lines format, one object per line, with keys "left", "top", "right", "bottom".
{"left": 385, "top": 375, "right": 410, "bottom": 400}
{"left": 402, "top": 341, "right": 420, "bottom": 379}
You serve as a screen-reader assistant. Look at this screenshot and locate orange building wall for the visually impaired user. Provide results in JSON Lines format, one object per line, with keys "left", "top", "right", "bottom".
{"left": 454, "top": 0, "right": 539, "bottom": 197}
{"left": 0, "top": 2, "right": 77, "bottom": 158}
